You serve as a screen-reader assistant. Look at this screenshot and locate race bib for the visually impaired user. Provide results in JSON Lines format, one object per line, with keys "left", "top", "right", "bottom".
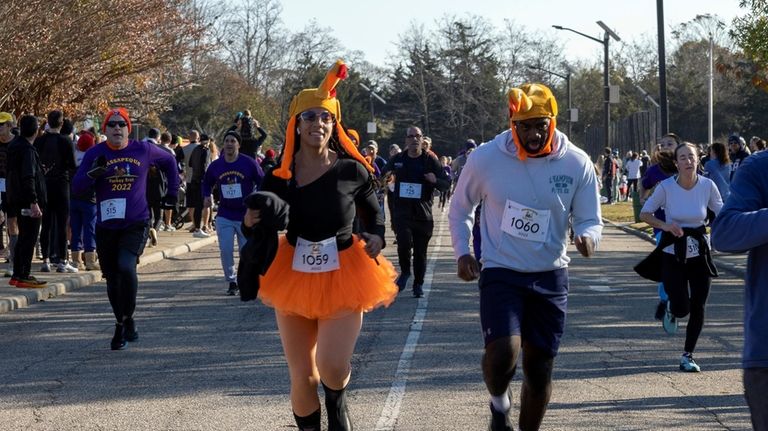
{"left": 100, "top": 198, "right": 126, "bottom": 221}
{"left": 686, "top": 236, "right": 700, "bottom": 258}
{"left": 399, "top": 182, "right": 422, "bottom": 199}
{"left": 500, "top": 200, "right": 550, "bottom": 243}
{"left": 220, "top": 183, "right": 243, "bottom": 199}
{"left": 0, "top": 178, "right": 6, "bottom": 192}
{"left": 292, "top": 236, "right": 340, "bottom": 273}
{"left": 663, "top": 235, "right": 708, "bottom": 258}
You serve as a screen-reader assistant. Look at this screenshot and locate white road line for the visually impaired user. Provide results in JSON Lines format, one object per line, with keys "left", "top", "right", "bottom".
{"left": 374, "top": 219, "right": 446, "bottom": 431}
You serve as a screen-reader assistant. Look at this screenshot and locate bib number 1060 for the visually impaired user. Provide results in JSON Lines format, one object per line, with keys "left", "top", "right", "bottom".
{"left": 509, "top": 217, "right": 540, "bottom": 234}
{"left": 302, "top": 254, "right": 330, "bottom": 266}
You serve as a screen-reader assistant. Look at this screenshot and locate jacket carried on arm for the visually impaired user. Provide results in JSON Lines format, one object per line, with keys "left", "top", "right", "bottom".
{"left": 238, "top": 191, "right": 290, "bottom": 301}
{"left": 634, "top": 225, "right": 718, "bottom": 282}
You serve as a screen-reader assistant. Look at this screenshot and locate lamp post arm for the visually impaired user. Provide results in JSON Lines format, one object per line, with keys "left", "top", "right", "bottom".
{"left": 552, "top": 25, "right": 604, "bottom": 45}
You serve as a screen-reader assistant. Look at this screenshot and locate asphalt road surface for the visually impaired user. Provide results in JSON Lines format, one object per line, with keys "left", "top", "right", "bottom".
{"left": 0, "top": 214, "right": 752, "bottom": 430}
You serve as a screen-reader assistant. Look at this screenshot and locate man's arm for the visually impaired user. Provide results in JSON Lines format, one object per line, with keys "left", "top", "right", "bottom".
{"left": 711, "top": 156, "right": 768, "bottom": 253}
{"left": 571, "top": 161, "right": 603, "bottom": 253}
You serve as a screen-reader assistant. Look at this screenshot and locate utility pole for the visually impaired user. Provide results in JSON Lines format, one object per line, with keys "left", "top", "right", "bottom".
{"left": 657, "top": 0, "right": 669, "bottom": 134}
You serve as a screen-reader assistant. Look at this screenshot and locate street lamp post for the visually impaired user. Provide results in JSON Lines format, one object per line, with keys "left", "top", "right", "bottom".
{"left": 527, "top": 64, "right": 572, "bottom": 138}
{"left": 359, "top": 83, "right": 386, "bottom": 137}
{"left": 553, "top": 21, "right": 620, "bottom": 150}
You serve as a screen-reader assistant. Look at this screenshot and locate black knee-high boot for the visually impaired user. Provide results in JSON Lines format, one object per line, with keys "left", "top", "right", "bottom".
{"left": 323, "top": 381, "right": 352, "bottom": 431}
{"left": 293, "top": 408, "right": 321, "bottom": 431}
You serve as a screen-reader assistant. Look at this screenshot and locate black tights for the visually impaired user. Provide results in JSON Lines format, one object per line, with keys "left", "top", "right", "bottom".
{"left": 662, "top": 254, "right": 711, "bottom": 353}
{"left": 96, "top": 223, "right": 147, "bottom": 322}
{"left": 105, "top": 248, "right": 140, "bottom": 322}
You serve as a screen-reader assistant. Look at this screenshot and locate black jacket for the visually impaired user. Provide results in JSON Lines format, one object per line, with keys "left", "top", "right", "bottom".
{"left": 238, "top": 191, "right": 290, "bottom": 301}
{"left": 7, "top": 136, "right": 47, "bottom": 210}
{"left": 634, "top": 225, "right": 718, "bottom": 282}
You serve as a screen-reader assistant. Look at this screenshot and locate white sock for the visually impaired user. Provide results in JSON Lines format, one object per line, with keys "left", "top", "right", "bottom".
{"left": 490, "top": 393, "right": 511, "bottom": 413}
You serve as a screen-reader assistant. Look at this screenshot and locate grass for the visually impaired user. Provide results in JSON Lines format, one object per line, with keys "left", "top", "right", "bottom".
{"left": 600, "top": 201, "right": 638, "bottom": 223}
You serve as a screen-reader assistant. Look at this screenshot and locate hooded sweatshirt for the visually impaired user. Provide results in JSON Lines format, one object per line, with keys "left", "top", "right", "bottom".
{"left": 448, "top": 129, "right": 602, "bottom": 272}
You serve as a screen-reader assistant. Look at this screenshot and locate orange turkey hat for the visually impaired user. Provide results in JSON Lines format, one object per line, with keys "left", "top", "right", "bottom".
{"left": 507, "top": 83, "right": 558, "bottom": 160}
{"left": 273, "top": 59, "right": 374, "bottom": 180}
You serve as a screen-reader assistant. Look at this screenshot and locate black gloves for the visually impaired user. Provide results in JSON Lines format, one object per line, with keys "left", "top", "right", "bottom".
{"left": 87, "top": 155, "right": 107, "bottom": 179}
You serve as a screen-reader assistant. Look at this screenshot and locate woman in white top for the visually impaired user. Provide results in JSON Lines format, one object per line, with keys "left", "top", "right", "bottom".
{"left": 639, "top": 142, "right": 723, "bottom": 373}
{"left": 624, "top": 151, "right": 643, "bottom": 200}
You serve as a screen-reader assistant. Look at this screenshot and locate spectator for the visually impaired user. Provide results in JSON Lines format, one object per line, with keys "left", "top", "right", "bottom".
{"left": 703, "top": 142, "right": 731, "bottom": 202}
{"left": 6, "top": 115, "right": 47, "bottom": 288}
{"left": 728, "top": 134, "right": 751, "bottom": 180}
{"left": 34, "top": 110, "right": 77, "bottom": 273}
{"left": 238, "top": 110, "right": 268, "bottom": 159}
{"left": 70, "top": 131, "right": 99, "bottom": 270}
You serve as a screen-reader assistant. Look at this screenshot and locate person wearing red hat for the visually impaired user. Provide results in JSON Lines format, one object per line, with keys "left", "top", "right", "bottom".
{"left": 260, "top": 148, "right": 277, "bottom": 172}
{"left": 69, "top": 131, "right": 99, "bottom": 271}
{"left": 449, "top": 83, "right": 602, "bottom": 431}
{"left": 72, "top": 107, "right": 180, "bottom": 350}
{"left": 242, "top": 60, "right": 397, "bottom": 431}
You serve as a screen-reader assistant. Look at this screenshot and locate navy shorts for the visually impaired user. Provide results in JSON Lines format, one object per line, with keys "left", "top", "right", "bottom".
{"left": 479, "top": 267, "right": 569, "bottom": 357}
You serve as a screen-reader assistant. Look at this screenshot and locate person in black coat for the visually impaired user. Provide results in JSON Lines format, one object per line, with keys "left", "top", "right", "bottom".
{"left": 6, "top": 115, "right": 47, "bottom": 287}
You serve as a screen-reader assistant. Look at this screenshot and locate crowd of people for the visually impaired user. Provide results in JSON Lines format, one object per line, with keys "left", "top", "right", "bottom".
{"left": 1, "top": 62, "right": 767, "bottom": 430}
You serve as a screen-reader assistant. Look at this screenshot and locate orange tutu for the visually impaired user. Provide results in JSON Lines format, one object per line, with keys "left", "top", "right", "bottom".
{"left": 258, "top": 235, "right": 398, "bottom": 319}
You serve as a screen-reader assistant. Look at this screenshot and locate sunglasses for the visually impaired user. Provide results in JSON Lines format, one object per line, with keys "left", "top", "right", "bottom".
{"left": 106, "top": 121, "right": 128, "bottom": 128}
{"left": 299, "top": 111, "right": 334, "bottom": 124}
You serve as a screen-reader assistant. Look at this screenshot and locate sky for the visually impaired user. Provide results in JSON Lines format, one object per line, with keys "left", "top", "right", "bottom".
{"left": 280, "top": 0, "right": 745, "bottom": 68}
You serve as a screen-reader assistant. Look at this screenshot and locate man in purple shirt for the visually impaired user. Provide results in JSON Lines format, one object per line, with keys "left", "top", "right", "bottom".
{"left": 72, "top": 107, "right": 179, "bottom": 350}
{"left": 203, "top": 131, "right": 264, "bottom": 296}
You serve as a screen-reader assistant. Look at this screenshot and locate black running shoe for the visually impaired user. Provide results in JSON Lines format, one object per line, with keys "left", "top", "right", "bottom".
{"left": 111, "top": 323, "right": 126, "bottom": 350}
{"left": 123, "top": 317, "right": 138, "bottom": 342}
{"left": 412, "top": 283, "right": 424, "bottom": 298}
{"left": 227, "top": 282, "right": 239, "bottom": 296}
{"left": 655, "top": 300, "right": 667, "bottom": 321}
{"left": 396, "top": 273, "right": 410, "bottom": 292}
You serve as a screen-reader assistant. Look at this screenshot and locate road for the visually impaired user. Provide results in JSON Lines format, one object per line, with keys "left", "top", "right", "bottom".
{"left": 0, "top": 213, "right": 752, "bottom": 430}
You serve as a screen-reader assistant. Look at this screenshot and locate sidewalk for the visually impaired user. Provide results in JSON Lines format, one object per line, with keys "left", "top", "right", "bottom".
{"left": 603, "top": 217, "right": 748, "bottom": 278}
{"left": 0, "top": 226, "right": 218, "bottom": 314}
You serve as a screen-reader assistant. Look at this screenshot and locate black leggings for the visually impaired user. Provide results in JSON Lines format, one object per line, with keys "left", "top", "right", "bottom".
{"left": 393, "top": 219, "right": 433, "bottom": 285}
{"left": 96, "top": 223, "right": 148, "bottom": 322}
{"left": 662, "top": 254, "right": 711, "bottom": 353}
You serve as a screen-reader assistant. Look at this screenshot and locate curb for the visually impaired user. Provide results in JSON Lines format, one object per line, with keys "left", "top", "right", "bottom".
{"left": 0, "top": 235, "right": 219, "bottom": 315}
{"left": 602, "top": 218, "right": 746, "bottom": 280}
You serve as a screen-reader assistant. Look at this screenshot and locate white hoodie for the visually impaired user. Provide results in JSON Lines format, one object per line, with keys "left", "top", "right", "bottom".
{"left": 448, "top": 129, "right": 602, "bottom": 272}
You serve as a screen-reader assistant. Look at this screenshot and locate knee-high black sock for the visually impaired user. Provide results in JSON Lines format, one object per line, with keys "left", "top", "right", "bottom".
{"left": 293, "top": 408, "right": 321, "bottom": 431}
{"left": 323, "top": 381, "right": 352, "bottom": 431}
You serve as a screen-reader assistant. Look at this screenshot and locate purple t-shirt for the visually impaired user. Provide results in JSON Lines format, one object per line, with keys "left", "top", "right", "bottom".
{"left": 72, "top": 140, "right": 180, "bottom": 229}
{"left": 202, "top": 154, "right": 264, "bottom": 221}
{"left": 641, "top": 163, "right": 671, "bottom": 232}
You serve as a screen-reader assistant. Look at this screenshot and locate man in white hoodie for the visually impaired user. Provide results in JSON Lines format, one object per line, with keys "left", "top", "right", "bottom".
{"left": 448, "top": 83, "right": 602, "bottom": 431}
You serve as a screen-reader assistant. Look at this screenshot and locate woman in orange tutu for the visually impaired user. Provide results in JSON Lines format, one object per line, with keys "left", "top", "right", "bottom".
{"left": 243, "top": 60, "right": 397, "bottom": 431}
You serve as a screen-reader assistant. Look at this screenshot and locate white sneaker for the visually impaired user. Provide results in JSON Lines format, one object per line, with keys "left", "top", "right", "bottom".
{"left": 166, "top": 225, "right": 176, "bottom": 232}
{"left": 40, "top": 262, "right": 51, "bottom": 272}
{"left": 57, "top": 262, "right": 79, "bottom": 273}
{"left": 193, "top": 229, "right": 210, "bottom": 238}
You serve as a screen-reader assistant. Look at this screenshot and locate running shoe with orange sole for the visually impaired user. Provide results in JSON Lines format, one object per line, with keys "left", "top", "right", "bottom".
{"left": 15, "top": 276, "right": 47, "bottom": 288}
